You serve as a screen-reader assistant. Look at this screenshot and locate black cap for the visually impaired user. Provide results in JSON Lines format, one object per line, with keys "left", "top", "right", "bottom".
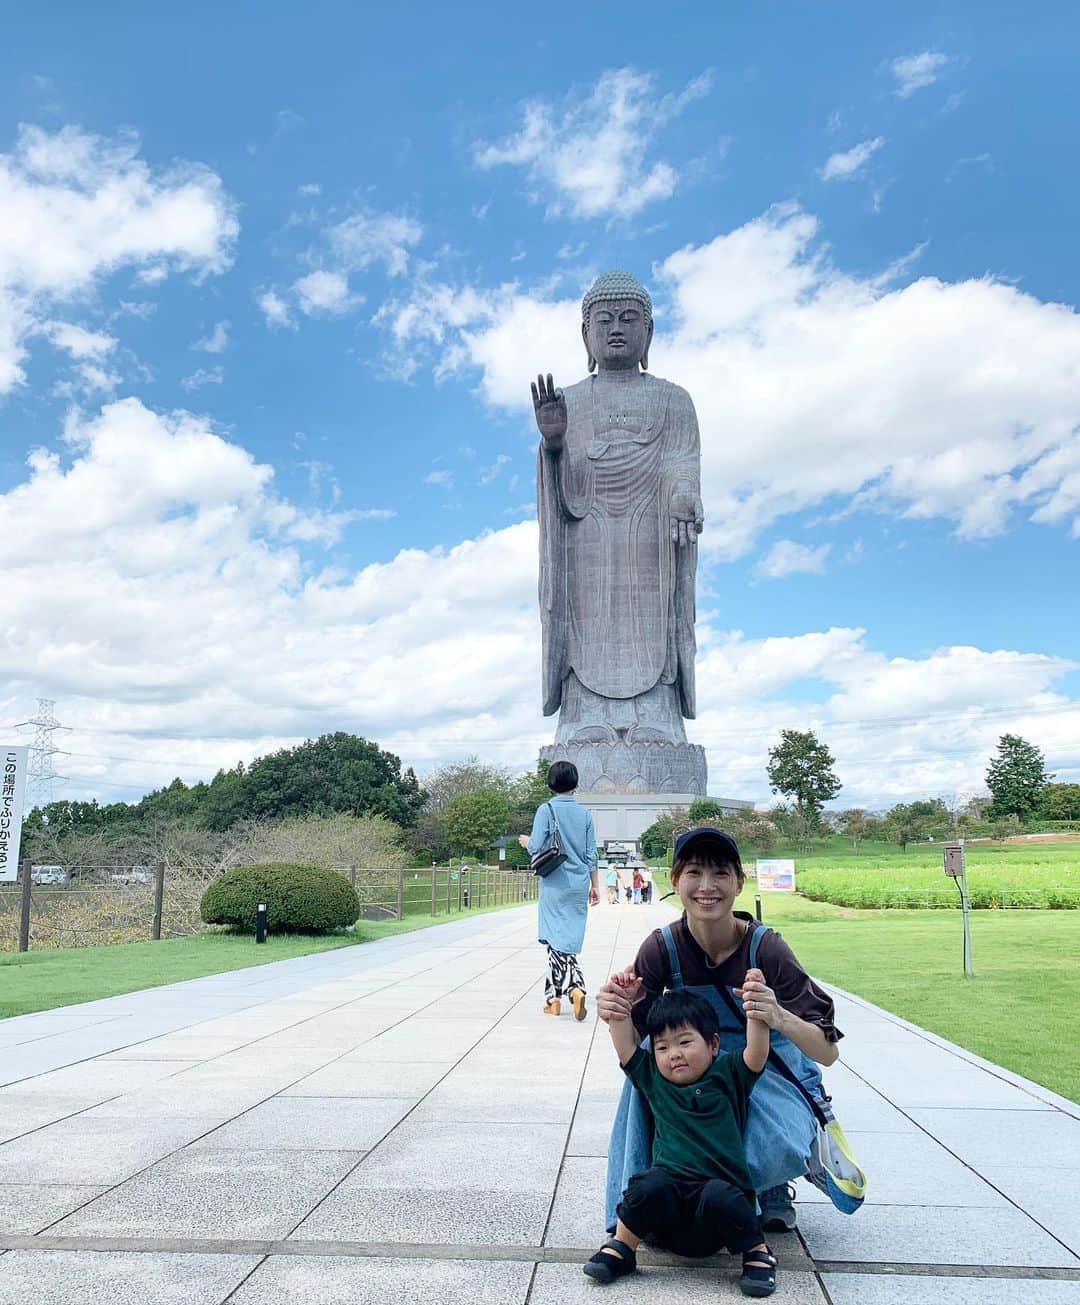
{"left": 673, "top": 826, "right": 742, "bottom": 867}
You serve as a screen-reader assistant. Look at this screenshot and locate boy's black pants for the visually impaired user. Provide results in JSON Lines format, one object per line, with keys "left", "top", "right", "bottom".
{"left": 618, "top": 1166, "right": 763, "bottom": 1257}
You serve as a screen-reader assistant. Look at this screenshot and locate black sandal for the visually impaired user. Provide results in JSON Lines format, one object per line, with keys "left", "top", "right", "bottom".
{"left": 583, "top": 1237, "right": 637, "bottom": 1284}
{"left": 739, "top": 1247, "right": 777, "bottom": 1297}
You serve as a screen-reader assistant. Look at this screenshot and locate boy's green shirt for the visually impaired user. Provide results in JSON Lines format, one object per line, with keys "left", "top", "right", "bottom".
{"left": 622, "top": 1046, "right": 761, "bottom": 1197}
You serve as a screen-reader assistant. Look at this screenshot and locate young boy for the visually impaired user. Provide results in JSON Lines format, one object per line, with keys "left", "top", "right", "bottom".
{"left": 584, "top": 972, "right": 776, "bottom": 1298}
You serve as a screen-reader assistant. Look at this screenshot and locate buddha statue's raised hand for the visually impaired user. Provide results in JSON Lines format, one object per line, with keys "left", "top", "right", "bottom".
{"left": 531, "top": 373, "right": 567, "bottom": 451}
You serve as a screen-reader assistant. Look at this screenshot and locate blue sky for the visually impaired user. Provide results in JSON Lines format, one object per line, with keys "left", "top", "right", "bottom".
{"left": 1, "top": 2, "right": 1077, "bottom": 810}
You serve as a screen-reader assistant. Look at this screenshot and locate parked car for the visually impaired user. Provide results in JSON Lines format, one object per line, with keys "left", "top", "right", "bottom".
{"left": 31, "top": 865, "right": 68, "bottom": 886}
{"left": 110, "top": 866, "right": 154, "bottom": 886}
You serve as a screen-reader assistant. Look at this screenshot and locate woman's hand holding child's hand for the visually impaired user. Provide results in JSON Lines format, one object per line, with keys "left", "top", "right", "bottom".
{"left": 736, "top": 967, "right": 782, "bottom": 1027}
{"left": 596, "top": 967, "right": 643, "bottom": 1024}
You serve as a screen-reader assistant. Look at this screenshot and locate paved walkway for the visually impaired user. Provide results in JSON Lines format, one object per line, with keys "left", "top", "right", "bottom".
{"left": 1, "top": 901, "right": 1078, "bottom": 1304}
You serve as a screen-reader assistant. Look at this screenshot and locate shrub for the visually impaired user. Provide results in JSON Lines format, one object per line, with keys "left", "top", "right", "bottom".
{"left": 200, "top": 861, "right": 359, "bottom": 933}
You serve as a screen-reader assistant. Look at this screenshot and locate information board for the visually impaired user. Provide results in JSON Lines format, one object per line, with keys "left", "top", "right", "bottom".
{"left": 0, "top": 746, "right": 28, "bottom": 883}
{"left": 755, "top": 858, "right": 796, "bottom": 892}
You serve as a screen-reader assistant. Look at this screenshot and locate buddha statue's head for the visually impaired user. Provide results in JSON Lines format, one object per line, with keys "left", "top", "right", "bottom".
{"left": 581, "top": 270, "right": 653, "bottom": 374}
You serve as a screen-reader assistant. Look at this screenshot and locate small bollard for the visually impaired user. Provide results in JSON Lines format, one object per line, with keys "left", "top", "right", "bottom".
{"left": 754, "top": 894, "right": 762, "bottom": 922}
{"left": 255, "top": 902, "right": 268, "bottom": 944}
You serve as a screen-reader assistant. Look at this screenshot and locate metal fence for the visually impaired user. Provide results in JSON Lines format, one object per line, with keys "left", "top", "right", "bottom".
{"left": 0, "top": 861, "right": 540, "bottom": 953}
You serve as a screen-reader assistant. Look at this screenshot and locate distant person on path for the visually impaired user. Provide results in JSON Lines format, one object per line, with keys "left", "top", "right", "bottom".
{"left": 632, "top": 868, "right": 644, "bottom": 904}
{"left": 605, "top": 865, "right": 620, "bottom": 905}
{"left": 520, "top": 760, "right": 600, "bottom": 1019}
{"left": 641, "top": 867, "right": 654, "bottom": 904}
{"left": 598, "top": 828, "right": 841, "bottom": 1235}
{"left": 584, "top": 984, "right": 777, "bottom": 1296}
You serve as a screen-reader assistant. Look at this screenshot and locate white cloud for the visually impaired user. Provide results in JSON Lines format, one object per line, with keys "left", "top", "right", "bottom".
{"left": 355, "top": 507, "right": 397, "bottom": 521}
{"left": 819, "top": 137, "right": 885, "bottom": 182}
{"left": 45, "top": 320, "right": 117, "bottom": 359}
{"left": 473, "top": 67, "right": 711, "bottom": 221}
{"left": 298, "top": 182, "right": 321, "bottom": 196}
{"left": 479, "top": 453, "right": 511, "bottom": 485}
{"left": 383, "top": 203, "right": 1080, "bottom": 550}
{"left": 425, "top": 468, "right": 454, "bottom": 488}
{"left": 891, "top": 51, "right": 952, "bottom": 99}
{"left": 193, "top": 320, "right": 229, "bottom": 353}
{"left": 261, "top": 206, "right": 422, "bottom": 329}
{"left": 756, "top": 539, "right": 830, "bottom": 578}
{"left": 293, "top": 269, "right": 359, "bottom": 316}
{"left": 180, "top": 365, "right": 224, "bottom": 390}
{"left": 3, "top": 408, "right": 1076, "bottom": 808}
{"left": 256, "top": 288, "right": 293, "bottom": 329}
{"left": 0, "top": 123, "right": 237, "bottom": 392}
{"left": 327, "top": 209, "right": 423, "bottom": 278}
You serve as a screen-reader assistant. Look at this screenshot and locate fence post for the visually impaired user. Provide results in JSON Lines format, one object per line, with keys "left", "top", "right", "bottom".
{"left": 395, "top": 869, "right": 404, "bottom": 921}
{"left": 151, "top": 863, "right": 165, "bottom": 941}
{"left": 445, "top": 867, "right": 451, "bottom": 915}
{"left": 430, "top": 866, "right": 437, "bottom": 917}
{"left": 348, "top": 865, "right": 357, "bottom": 889}
{"left": 18, "top": 857, "right": 32, "bottom": 953}
{"left": 456, "top": 868, "right": 463, "bottom": 913}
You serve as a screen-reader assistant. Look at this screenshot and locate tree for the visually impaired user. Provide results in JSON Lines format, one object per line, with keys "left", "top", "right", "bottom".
{"left": 1039, "top": 783, "right": 1080, "bottom": 821}
{"left": 836, "top": 808, "right": 869, "bottom": 851}
{"left": 884, "top": 799, "right": 950, "bottom": 851}
{"left": 640, "top": 820, "right": 670, "bottom": 860}
{"left": 986, "top": 734, "right": 1053, "bottom": 821}
{"left": 203, "top": 733, "right": 425, "bottom": 831}
{"left": 766, "top": 730, "right": 841, "bottom": 830}
{"left": 421, "top": 758, "right": 514, "bottom": 812}
{"left": 442, "top": 788, "right": 511, "bottom": 857}
{"left": 687, "top": 797, "right": 725, "bottom": 823}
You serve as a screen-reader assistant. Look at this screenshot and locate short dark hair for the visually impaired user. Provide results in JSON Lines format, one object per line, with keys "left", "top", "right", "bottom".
{"left": 645, "top": 989, "right": 720, "bottom": 1046}
{"left": 547, "top": 761, "right": 579, "bottom": 793}
{"left": 671, "top": 845, "right": 743, "bottom": 885}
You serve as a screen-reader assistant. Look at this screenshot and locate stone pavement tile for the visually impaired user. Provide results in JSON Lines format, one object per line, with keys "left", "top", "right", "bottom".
{"left": 0, "top": 1094, "right": 95, "bottom": 1143}
{"left": 281, "top": 1059, "right": 451, "bottom": 1099}
{"left": 53, "top": 1148, "right": 360, "bottom": 1239}
{"left": 0, "top": 1014, "right": 121, "bottom": 1046}
{"left": 290, "top": 1185, "right": 551, "bottom": 1244}
{"left": 839, "top": 1046, "right": 1050, "bottom": 1110}
{"left": 0, "top": 1250, "right": 260, "bottom": 1305}
{"left": 908, "top": 1107, "right": 1080, "bottom": 1171}
{"left": 0, "top": 1112, "right": 220, "bottom": 1184}
{"left": 798, "top": 1203, "right": 1080, "bottom": 1267}
{"left": 87, "top": 1078, "right": 276, "bottom": 1120}
{"left": 101, "top": 1034, "right": 253, "bottom": 1062}
{"left": 976, "top": 1165, "right": 1080, "bottom": 1255}
{"left": 0, "top": 1183, "right": 105, "bottom": 1233}
{"left": 543, "top": 1155, "right": 614, "bottom": 1248}
{"left": 821, "top": 1272, "right": 1080, "bottom": 1304}
{"left": 231, "top": 1254, "right": 533, "bottom": 1304}
{"left": 189, "top": 1047, "right": 340, "bottom": 1079}
{"left": 530, "top": 1264, "right": 827, "bottom": 1302}
{"left": 409, "top": 1071, "right": 580, "bottom": 1124}
{"left": 3, "top": 1058, "right": 197, "bottom": 1100}
{"left": 823, "top": 1083, "right": 920, "bottom": 1134}
{"left": 566, "top": 1097, "right": 614, "bottom": 1156}
{"left": 797, "top": 1131, "right": 1009, "bottom": 1207}
{"left": 343, "top": 1119, "right": 566, "bottom": 1192}
{"left": 344, "top": 1017, "right": 494, "bottom": 1062}
{"left": 188, "top": 1095, "right": 415, "bottom": 1151}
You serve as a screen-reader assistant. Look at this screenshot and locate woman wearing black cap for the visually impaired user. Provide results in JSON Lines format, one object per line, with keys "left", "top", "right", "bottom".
{"left": 597, "top": 826, "right": 841, "bottom": 1234}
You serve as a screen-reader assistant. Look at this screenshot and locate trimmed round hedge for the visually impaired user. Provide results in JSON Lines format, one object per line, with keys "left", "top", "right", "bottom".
{"left": 200, "top": 862, "right": 360, "bottom": 933}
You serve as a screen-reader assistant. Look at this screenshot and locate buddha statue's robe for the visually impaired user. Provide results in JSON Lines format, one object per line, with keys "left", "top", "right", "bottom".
{"left": 537, "top": 371, "right": 700, "bottom": 738}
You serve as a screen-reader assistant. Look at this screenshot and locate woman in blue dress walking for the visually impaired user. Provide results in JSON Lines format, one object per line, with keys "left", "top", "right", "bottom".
{"left": 519, "top": 761, "right": 600, "bottom": 1020}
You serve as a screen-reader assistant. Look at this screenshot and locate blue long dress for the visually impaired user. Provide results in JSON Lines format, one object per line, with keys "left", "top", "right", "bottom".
{"left": 527, "top": 796, "right": 598, "bottom": 954}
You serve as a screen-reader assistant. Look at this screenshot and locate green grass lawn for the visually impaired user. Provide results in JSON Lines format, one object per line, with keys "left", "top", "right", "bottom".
{"left": 0, "top": 898, "right": 528, "bottom": 1021}
{"left": 740, "top": 888, "right": 1080, "bottom": 1105}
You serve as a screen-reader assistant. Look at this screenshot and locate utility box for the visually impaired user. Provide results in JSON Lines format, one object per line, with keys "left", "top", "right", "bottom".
{"left": 943, "top": 842, "right": 965, "bottom": 877}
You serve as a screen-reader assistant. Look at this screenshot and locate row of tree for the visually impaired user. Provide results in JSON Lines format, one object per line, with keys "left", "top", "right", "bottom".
{"left": 23, "top": 725, "right": 1070, "bottom": 871}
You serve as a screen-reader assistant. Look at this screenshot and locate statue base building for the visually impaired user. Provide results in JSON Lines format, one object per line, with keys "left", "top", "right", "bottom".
{"left": 570, "top": 790, "right": 755, "bottom": 847}
{"left": 540, "top": 737, "right": 707, "bottom": 795}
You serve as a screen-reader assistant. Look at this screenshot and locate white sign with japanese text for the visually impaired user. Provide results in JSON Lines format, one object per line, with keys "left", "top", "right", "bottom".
{"left": 0, "top": 746, "right": 28, "bottom": 883}
{"left": 755, "top": 858, "right": 796, "bottom": 892}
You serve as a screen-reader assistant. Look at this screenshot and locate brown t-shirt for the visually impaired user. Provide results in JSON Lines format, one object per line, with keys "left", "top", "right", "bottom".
{"left": 631, "top": 911, "right": 842, "bottom": 1044}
